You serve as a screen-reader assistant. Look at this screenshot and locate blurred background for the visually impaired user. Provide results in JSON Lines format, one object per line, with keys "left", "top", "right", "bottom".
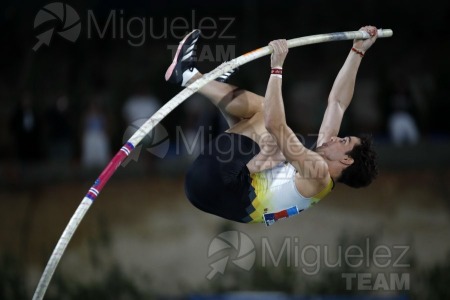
{"left": 1, "top": 0, "right": 450, "bottom": 299}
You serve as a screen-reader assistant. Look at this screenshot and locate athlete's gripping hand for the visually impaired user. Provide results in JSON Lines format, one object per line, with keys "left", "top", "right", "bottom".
{"left": 269, "top": 39, "right": 289, "bottom": 68}
{"left": 353, "top": 25, "right": 378, "bottom": 53}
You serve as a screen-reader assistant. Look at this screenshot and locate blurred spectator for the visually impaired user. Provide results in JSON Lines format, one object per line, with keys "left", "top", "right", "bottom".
{"left": 10, "top": 93, "right": 43, "bottom": 162}
{"left": 121, "top": 87, "right": 162, "bottom": 162}
{"left": 81, "top": 102, "right": 110, "bottom": 168}
{"left": 45, "top": 96, "right": 74, "bottom": 162}
{"left": 388, "top": 81, "right": 420, "bottom": 146}
{"left": 122, "top": 88, "right": 160, "bottom": 126}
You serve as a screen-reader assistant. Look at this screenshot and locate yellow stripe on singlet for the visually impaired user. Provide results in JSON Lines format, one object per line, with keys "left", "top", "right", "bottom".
{"left": 246, "top": 174, "right": 334, "bottom": 223}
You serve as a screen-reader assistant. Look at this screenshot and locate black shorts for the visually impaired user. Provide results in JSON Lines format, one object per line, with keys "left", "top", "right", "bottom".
{"left": 184, "top": 132, "right": 260, "bottom": 222}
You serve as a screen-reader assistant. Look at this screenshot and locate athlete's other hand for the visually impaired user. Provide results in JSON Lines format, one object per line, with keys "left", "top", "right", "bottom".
{"left": 353, "top": 25, "right": 378, "bottom": 53}
{"left": 269, "top": 39, "right": 288, "bottom": 68}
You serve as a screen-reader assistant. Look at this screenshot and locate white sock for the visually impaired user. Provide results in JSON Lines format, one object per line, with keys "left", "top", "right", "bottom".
{"left": 182, "top": 68, "right": 199, "bottom": 87}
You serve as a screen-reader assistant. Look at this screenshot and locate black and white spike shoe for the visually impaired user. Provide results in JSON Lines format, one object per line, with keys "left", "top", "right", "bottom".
{"left": 165, "top": 29, "right": 201, "bottom": 86}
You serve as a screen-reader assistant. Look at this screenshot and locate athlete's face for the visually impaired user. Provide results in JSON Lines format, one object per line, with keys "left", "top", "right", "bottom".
{"left": 316, "top": 136, "right": 361, "bottom": 162}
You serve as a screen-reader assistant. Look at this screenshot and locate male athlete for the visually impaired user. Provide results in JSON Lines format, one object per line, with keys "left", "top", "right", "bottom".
{"left": 165, "top": 26, "right": 378, "bottom": 226}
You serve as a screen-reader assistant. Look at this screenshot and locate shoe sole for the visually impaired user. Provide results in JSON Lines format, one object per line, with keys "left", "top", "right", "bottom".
{"left": 165, "top": 29, "right": 199, "bottom": 81}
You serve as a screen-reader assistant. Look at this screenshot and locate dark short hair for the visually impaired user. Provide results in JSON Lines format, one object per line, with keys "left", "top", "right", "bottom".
{"left": 338, "top": 135, "right": 378, "bottom": 188}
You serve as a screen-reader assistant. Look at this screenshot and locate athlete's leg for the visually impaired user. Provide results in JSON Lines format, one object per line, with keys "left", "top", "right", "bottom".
{"left": 186, "top": 72, "right": 264, "bottom": 127}
{"left": 165, "top": 29, "right": 264, "bottom": 127}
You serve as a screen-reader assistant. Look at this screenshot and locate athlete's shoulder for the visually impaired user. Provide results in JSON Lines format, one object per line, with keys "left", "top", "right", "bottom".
{"left": 294, "top": 169, "right": 331, "bottom": 198}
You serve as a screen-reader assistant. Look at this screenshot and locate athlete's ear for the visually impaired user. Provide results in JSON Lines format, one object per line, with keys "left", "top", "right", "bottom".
{"left": 340, "top": 155, "right": 354, "bottom": 166}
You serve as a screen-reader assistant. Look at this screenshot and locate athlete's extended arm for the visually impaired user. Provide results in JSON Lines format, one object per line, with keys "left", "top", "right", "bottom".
{"left": 317, "top": 26, "right": 378, "bottom": 147}
{"left": 264, "top": 40, "right": 329, "bottom": 191}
